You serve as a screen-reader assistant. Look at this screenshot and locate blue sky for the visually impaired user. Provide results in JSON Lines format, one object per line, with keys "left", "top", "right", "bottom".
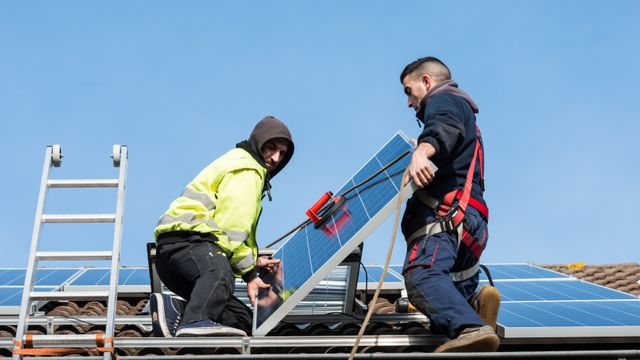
{"left": 1, "top": 1, "right": 639, "bottom": 269}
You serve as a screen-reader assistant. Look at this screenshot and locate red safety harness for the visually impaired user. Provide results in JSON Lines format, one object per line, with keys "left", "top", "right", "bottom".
{"left": 406, "top": 126, "right": 488, "bottom": 280}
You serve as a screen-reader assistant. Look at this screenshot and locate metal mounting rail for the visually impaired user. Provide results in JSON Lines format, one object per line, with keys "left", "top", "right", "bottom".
{"left": 2, "top": 335, "right": 443, "bottom": 349}
{"left": 0, "top": 313, "right": 428, "bottom": 329}
{"left": 0, "top": 315, "right": 151, "bottom": 328}
{"left": 1, "top": 352, "right": 640, "bottom": 360}
{"left": 2, "top": 336, "right": 640, "bottom": 359}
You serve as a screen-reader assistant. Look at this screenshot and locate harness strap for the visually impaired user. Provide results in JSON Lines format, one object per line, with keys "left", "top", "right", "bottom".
{"left": 450, "top": 261, "right": 480, "bottom": 282}
{"left": 414, "top": 190, "right": 488, "bottom": 222}
{"left": 437, "top": 132, "right": 481, "bottom": 226}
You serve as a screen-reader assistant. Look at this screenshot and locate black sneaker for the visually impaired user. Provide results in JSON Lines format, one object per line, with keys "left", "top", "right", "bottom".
{"left": 149, "top": 293, "right": 186, "bottom": 337}
{"left": 176, "top": 320, "right": 247, "bottom": 337}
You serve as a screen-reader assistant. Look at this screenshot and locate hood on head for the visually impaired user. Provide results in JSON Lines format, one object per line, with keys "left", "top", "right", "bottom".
{"left": 247, "top": 115, "right": 295, "bottom": 178}
{"left": 416, "top": 80, "right": 479, "bottom": 122}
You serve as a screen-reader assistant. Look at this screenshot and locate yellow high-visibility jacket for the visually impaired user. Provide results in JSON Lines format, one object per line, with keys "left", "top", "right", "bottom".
{"left": 154, "top": 148, "right": 265, "bottom": 278}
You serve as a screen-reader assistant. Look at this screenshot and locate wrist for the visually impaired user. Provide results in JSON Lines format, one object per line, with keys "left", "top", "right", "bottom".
{"left": 242, "top": 269, "right": 259, "bottom": 283}
{"left": 416, "top": 141, "right": 437, "bottom": 158}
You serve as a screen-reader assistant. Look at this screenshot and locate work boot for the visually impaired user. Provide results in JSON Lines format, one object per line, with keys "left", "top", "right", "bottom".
{"left": 472, "top": 285, "right": 501, "bottom": 331}
{"left": 149, "top": 293, "right": 186, "bottom": 337}
{"left": 434, "top": 325, "right": 500, "bottom": 353}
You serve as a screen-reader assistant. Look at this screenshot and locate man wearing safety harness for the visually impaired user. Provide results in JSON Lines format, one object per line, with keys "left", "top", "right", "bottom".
{"left": 399, "top": 57, "right": 500, "bottom": 352}
{"left": 149, "top": 116, "right": 294, "bottom": 337}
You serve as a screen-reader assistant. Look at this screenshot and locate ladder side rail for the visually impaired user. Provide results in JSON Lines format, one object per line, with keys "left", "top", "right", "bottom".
{"left": 13, "top": 146, "right": 54, "bottom": 359}
{"left": 103, "top": 146, "right": 128, "bottom": 360}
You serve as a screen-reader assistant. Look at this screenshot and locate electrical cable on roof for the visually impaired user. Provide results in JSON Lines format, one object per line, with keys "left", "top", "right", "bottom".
{"left": 348, "top": 166, "right": 410, "bottom": 360}
{"left": 479, "top": 264, "right": 495, "bottom": 287}
{"left": 359, "top": 261, "right": 369, "bottom": 304}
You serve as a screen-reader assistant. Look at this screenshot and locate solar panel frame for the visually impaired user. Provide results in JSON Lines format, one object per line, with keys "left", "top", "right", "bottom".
{"left": 253, "top": 132, "right": 416, "bottom": 336}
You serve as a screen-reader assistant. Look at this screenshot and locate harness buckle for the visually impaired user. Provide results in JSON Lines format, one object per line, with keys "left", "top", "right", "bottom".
{"left": 436, "top": 208, "right": 458, "bottom": 234}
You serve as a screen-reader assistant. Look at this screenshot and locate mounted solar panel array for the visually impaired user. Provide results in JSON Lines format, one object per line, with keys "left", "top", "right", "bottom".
{"left": 0, "top": 268, "right": 79, "bottom": 315}
{"left": 478, "top": 264, "right": 640, "bottom": 338}
{"left": 68, "top": 268, "right": 149, "bottom": 286}
{"left": 357, "top": 264, "right": 405, "bottom": 291}
{"left": 254, "top": 132, "right": 415, "bottom": 336}
{"left": 65, "top": 267, "right": 150, "bottom": 294}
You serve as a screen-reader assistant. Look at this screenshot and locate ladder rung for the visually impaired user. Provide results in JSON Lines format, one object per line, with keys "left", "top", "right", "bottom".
{"left": 30, "top": 290, "right": 109, "bottom": 300}
{"left": 36, "top": 251, "right": 113, "bottom": 261}
{"left": 47, "top": 179, "right": 119, "bottom": 188}
{"left": 41, "top": 214, "right": 116, "bottom": 223}
{"left": 21, "top": 334, "right": 110, "bottom": 347}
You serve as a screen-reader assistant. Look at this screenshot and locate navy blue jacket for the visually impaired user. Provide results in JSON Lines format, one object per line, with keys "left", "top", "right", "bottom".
{"left": 402, "top": 91, "right": 486, "bottom": 238}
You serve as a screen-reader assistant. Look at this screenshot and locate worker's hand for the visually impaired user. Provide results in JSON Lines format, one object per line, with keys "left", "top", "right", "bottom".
{"left": 409, "top": 142, "right": 436, "bottom": 188}
{"left": 247, "top": 276, "right": 271, "bottom": 305}
{"left": 256, "top": 256, "right": 280, "bottom": 273}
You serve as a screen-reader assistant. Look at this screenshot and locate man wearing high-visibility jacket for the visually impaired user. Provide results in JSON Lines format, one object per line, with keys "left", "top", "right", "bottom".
{"left": 150, "top": 116, "right": 294, "bottom": 337}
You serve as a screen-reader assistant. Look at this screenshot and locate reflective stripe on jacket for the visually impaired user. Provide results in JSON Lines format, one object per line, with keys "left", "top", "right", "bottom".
{"left": 154, "top": 148, "right": 266, "bottom": 277}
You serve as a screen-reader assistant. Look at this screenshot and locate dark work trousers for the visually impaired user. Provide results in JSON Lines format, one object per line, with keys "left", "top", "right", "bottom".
{"left": 155, "top": 236, "right": 253, "bottom": 334}
{"left": 402, "top": 206, "right": 488, "bottom": 339}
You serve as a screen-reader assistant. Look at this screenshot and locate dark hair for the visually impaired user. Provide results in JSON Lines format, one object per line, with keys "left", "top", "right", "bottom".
{"left": 400, "top": 56, "right": 451, "bottom": 83}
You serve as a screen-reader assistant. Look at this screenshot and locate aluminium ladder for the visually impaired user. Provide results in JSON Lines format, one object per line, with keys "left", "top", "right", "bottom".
{"left": 13, "top": 144, "right": 128, "bottom": 360}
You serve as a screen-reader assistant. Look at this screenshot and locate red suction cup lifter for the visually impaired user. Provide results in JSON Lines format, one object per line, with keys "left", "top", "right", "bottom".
{"left": 306, "top": 192, "right": 334, "bottom": 224}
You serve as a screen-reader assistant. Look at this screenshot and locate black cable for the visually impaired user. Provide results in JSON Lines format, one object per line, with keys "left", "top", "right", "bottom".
{"left": 359, "top": 261, "right": 369, "bottom": 305}
{"left": 340, "top": 150, "right": 410, "bottom": 198}
{"left": 479, "top": 264, "right": 494, "bottom": 287}
{"left": 266, "top": 150, "right": 411, "bottom": 248}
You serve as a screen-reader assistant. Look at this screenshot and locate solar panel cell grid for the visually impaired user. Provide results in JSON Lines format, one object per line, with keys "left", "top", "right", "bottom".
{"left": 0, "top": 269, "right": 80, "bottom": 286}
{"left": 491, "top": 280, "right": 636, "bottom": 302}
{"left": 0, "top": 286, "right": 58, "bottom": 306}
{"left": 480, "top": 264, "right": 568, "bottom": 280}
{"left": 70, "top": 268, "right": 149, "bottom": 286}
{"left": 499, "top": 300, "right": 640, "bottom": 327}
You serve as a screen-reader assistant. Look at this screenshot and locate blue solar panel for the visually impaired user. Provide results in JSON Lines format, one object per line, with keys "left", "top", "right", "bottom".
{"left": 389, "top": 265, "right": 404, "bottom": 277}
{"left": 70, "top": 268, "right": 149, "bottom": 286}
{"left": 479, "top": 264, "right": 568, "bottom": 280}
{"left": 499, "top": 300, "right": 640, "bottom": 328}
{"left": 0, "top": 286, "right": 57, "bottom": 306}
{"left": 255, "top": 133, "right": 414, "bottom": 335}
{"left": 0, "top": 270, "right": 24, "bottom": 285}
{"left": 120, "top": 269, "right": 150, "bottom": 285}
{"left": 477, "top": 264, "right": 640, "bottom": 338}
{"left": 0, "top": 287, "right": 23, "bottom": 306}
{"left": 0, "top": 269, "right": 79, "bottom": 286}
{"left": 358, "top": 265, "right": 404, "bottom": 283}
{"left": 482, "top": 279, "right": 636, "bottom": 302}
